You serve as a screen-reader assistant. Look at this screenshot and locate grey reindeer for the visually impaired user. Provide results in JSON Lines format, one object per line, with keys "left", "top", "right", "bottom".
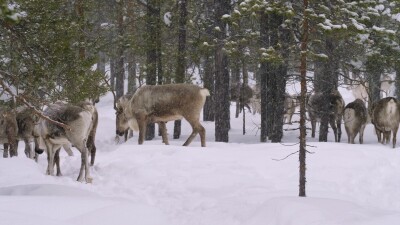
{"left": 115, "top": 84, "right": 209, "bottom": 147}
{"left": 343, "top": 99, "right": 368, "bottom": 144}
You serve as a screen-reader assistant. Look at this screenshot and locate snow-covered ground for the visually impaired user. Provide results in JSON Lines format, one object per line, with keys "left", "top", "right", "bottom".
{"left": 1, "top": 86, "right": 400, "bottom": 225}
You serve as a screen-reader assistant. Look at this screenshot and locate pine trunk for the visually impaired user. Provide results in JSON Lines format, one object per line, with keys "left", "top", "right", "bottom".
{"left": 145, "top": 0, "right": 158, "bottom": 140}
{"left": 214, "top": 0, "right": 230, "bottom": 142}
{"left": 202, "top": 0, "right": 215, "bottom": 122}
{"left": 299, "top": 0, "right": 309, "bottom": 197}
{"left": 115, "top": 0, "right": 125, "bottom": 100}
{"left": 259, "top": 11, "right": 268, "bottom": 142}
{"left": 203, "top": 55, "right": 215, "bottom": 121}
{"left": 173, "top": 0, "right": 187, "bottom": 139}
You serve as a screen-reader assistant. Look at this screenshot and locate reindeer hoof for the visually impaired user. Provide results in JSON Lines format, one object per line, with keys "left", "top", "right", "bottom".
{"left": 86, "top": 177, "right": 93, "bottom": 184}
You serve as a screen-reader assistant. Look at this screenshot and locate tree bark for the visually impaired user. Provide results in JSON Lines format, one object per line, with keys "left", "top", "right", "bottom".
{"left": 366, "top": 55, "right": 383, "bottom": 103}
{"left": 259, "top": 11, "right": 268, "bottom": 142}
{"left": 145, "top": 0, "right": 158, "bottom": 140}
{"left": 173, "top": 0, "right": 188, "bottom": 139}
{"left": 202, "top": 0, "right": 215, "bottom": 122}
{"left": 299, "top": 0, "right": 309, "bottom": 197}
{"left": 214, "top": 0, "right": 230, "bottom": 142}
{"left": 115, "top": 0, "right": 125, "bottom": 100}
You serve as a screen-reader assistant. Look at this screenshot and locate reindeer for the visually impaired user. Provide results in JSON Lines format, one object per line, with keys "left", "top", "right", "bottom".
{"left": 283, "top": 93, "right": 297, "bottom": 124}
{"left": 380, "top": 74, "right": 394, "bottom": 99}
{"left": 370, "top": 97, "right": 400, "bottom": 148}
{"left": 115, "top": 84, "right": 209, "bottom": 147}
{"left": 0, "top": 108, "right": 18, "bottom": 158}
{"left": 307, "top": 90, "right": 345, "bottom": 142}
{"left": 115, "top": 93, "right": 134, "bottom": 143}
{"left": 14, "top": 106, "right": 41, "bottom": 159}
{"left": 38, "top": 101, "right": 96, "bottom": 182}
{"left": 76, "top": 101, "right": 98, "bottom": 166}
{"left": 230, "top": 83, "right": 254, "bottom": 117}
{"left": 343, "top": 99, "right": 368, "bottom": 144}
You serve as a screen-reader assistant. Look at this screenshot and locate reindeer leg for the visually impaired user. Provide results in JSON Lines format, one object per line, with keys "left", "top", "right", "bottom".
{"left": 55, "top": 148, "right": 62, "bottom": 176}
{"left": 359, "top": 124, "right": 366, "bottom": 144}
{"left": 375, "top": 127, "right": 382, "bottom": 143}
{"left": 329, "top": 119, "right": 338, "bottom": 142}
{"left": 77, "top": 141, "right": 92, "bottom": 183}
{"left": 124, "top": 130, "right": 128, "bottom": 142}
{"left": 393, "top": 127, "right": 398, "bottom": 148}
{"left": 44, "top": 142, "right": 56, "bottom": 176}
{"left": 311, "top": 118, "right": 316, "bottom": 138}
{"left": 137, "top": 115, "right": 147, "bottom": 145}
{"left": 199, "top": 125, "right": 206, "bottom": 147}
{"left": 345, "top": 126, "right": 350, "bottom": 144}
{"left": 87, "top": 135, "right": 96, "bottom": 166}
{"left": 63, "top": 144, "right": 74, "bottom": 156}
{"left": 183, "top": 121, "right": 205, "bottom": 147}
{"left": 288, "top": 113, "right": 293, "bottom": 125}
{"left": 128, "top": 129, "right": 133, "bottom": 139}
{"left": 3, "top": 144, "right": 9, "bottom": 158}
{"left": 337, "top": 118, "right": 342, "bottom": 143}
{"left": 159, "top": 122, "right": 169, "bottom": 145}
{"left": 385, "top": 131, "right": 391, "bottom": 145}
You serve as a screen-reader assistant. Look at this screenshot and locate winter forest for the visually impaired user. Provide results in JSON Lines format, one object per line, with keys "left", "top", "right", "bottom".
{"left": 1, "top": 0, "right": 400, "bottom": 225}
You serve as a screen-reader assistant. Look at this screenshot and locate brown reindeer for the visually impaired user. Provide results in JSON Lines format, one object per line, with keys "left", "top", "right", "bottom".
{"left": 14, "top": 106, "right": 41, "bottom": 159}
{"left": 343, "top": 99, "right": 368, "bottom": 144}
{"left": 116, "top": 84, "right": 210, "bottom": 147}
{"left": 307, "top": 90, "right": 345, "bottom": 142}
{"left": 230, "top": 83, "right": 254, "bottom": 117}
{"left": 370, "top": 97, "right": 400, "bottom": 148}
{"left": 0, "top": 108, "right": 18, "bottom": 158}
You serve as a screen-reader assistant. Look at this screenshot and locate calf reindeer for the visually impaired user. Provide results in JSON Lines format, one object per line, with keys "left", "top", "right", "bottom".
{"left": 0, "top": 108, "right": 18, "bottom": 158}
{"left": 116, "top": 84, "right": 209, "bottom": 147}
{"left": 38, "top": 101, "right": 96, "bottom": 182}
{"left": 307, "top": 90, "right": 345, "bottom": 142}
{"left": 370, "top": 97, "right": 400, "bottom": 148}
{"left": 343, "top": 99, "right": 367, "bottom": 144}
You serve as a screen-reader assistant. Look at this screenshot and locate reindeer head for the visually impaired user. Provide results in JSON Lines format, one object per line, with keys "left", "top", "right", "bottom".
{"left": 115, "top": 94, "right": 135, "bottom": 137}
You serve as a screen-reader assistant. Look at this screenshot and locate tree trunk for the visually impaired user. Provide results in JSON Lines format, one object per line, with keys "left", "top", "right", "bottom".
{"left": 126, "top": 0, "right": 137, "bottom": 94}
{"left": 97, "top": 51, "right": 106, "bottom": 75}
{"left": 214, "top": 0, "right": 230, "bottom": 142}
{"left": 203, "top": 55, "right": 215, "bottom": 121}
{"left": 202, "top": 0, "right": 215, "bottom": 122}
{"left": 110, "top": 58, "right": 115, "bottom": 92}
{"left": 269, "top": 12, "right": 285, "bottom": 143}
{"left": 115, "top": 0, "right": 125, "bottom": 100}
{"left": 173, "top": 0, "right": 188, "bottom": 139}
{"left": 145, "top": 0, "right": 158, "bottom": 140}
{"left": 314, "top": 38, "right": 336, "bottom": 142}
{"left": 395, "top": 63, "right": 400, "bottom": 98}
{"left": 366, "top": 55, "right": 383, "bottom": 103}
{"left": 259, "top": 11, "right": 268, "bottom": 142}
{"left": 127, "top": 51, "right": 137, "bottom": 94}
{"left": 299, "top": 0, "right": 309, "bottom": 197}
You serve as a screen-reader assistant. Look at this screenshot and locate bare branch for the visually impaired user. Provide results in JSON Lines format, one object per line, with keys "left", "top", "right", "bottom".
{"left": 272, "top": 151, "right": 299, "bottom": 161}
{"left": 102, "top": 76, "right": 117, "bottom": 110}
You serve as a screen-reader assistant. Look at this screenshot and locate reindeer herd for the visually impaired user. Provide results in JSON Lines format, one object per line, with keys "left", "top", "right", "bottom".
{"left": 1, "top": 82, "right": 399, "bottom": 183}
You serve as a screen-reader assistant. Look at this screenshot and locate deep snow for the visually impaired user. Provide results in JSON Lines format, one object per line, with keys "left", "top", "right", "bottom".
{"left": 1, "top": 86, "right": 400, "bottom": 225}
